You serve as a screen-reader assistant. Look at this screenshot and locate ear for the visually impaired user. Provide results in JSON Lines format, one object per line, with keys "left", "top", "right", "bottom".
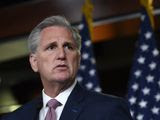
{"left": 29, "top": 53, "right": 38, "bottom": 72}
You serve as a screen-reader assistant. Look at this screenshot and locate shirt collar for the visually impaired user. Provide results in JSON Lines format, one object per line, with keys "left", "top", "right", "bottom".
{"left": 42, "top": 80, "right": 77, "bottom": 108}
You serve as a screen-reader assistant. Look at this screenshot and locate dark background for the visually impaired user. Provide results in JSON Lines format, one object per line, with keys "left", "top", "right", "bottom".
{"left": 0, "top": 0, "right": 160, "bottom": 116}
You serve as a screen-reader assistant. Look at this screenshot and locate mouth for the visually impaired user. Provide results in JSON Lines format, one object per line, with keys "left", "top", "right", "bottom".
{"left": 55, "top": 64, "right": 68, "bottom": 70}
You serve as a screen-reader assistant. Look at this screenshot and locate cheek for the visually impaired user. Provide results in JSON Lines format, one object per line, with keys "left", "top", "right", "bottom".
{"left": 70, "top": 54, "right": 80, "bottom": 70}
{"left": 37, "top": 55, "right": 52, "bottom": 70}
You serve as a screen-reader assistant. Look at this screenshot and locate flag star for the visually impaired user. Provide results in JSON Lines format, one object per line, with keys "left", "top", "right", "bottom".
{"left": 94, "top": 87, "right": 101, "bottom": 92}
{"left": 132, "top": 83, "right": 139, "bottom": 91}
{"left": 155, "top": 93, "right": 160, "bottom": 102}
{"left": 82, "top": 53, "right": 89, "bottom": 60}
{"left": 85, "top": 40, "right": 91, "bottom": 47}
{"left": 85, "top": 82, "right": 93, "bottom": 89}
{"left": 151, "top": 106, "right": 159, "bottom": 115}
{"left": 152, "top": 48, "right": 159, "bottom": 56}
{"left": 140, "top": 14, "right": 145, "bottom": 21}
{"left": 137, "top": 56, "right": 145, "bottom": 64}
{"left": 130, "top": 110, "right": 134, "bottom": 117}
{"left": 142, "top": 87, "right": 150, "bottom": 95}
{"left": 80, "top": 65, "right": 86, "bottom": 70}
{"left": 136, "top": 114, "right": 144, "bottom": 120}
{"left": 139, "top": 100, "right": 147, "bottom": 108}
{"left": 76, "top": 76, "right": 83, "bottom": 82}
{"left": 149, "top": 62, "right": 156, "bottom": 70}
{"left": 146, "top": 75, "right": 154, "bottom": 83}
{"left": 134, "top": 70, "right": 142, "bottom": 78}
{"left": 129, "top": 96, "right": 137, "bottom": 105}
{"left": 140, "top": 44, "right": 149, "bottom": 51}
{"left": 145, "top": 31, "right": 152, "bottom": 40}
{"left": 89, "top": 69, "right": 95, "bottom": 76}
{"left": 77, "top": 23, "right": 84, "bottom": 30}
{"left": 90, "top": 58, "right": 96, "bottom": 64}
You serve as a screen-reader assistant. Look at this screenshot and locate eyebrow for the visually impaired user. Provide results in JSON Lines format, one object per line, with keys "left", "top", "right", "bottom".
{"left": 44, "top": 41, "right": 56, "bottom": 46}
{"left": 44, "top": 41, "right": 75, "bottom": 47}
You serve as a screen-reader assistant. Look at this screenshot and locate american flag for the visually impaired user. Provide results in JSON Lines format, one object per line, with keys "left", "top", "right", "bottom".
{"left": 76, "top": 15, "right": 101, "bottom": 92}
{"left": 127, "top": 7, "right": 160, "bottom": 120}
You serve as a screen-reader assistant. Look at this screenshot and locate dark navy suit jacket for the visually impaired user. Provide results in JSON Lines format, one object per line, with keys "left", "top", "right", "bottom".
{"left": 1, "top": 83, "right": 133, "bottom": 120}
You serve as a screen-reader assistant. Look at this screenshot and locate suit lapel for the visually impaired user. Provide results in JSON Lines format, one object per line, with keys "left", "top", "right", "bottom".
{"left": 33, "top": 95, "right": 43, "bottom": 120}
{"left": 59, "top": 83, "right": 87, "bottom": 120}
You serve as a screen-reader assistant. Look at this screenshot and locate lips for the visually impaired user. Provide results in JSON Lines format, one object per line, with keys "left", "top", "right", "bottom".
{"left": 55, "top": 64, "right": 68, "bottom": 70}
{"left": 57, "top": 64, "right": 67, "bottom": 67}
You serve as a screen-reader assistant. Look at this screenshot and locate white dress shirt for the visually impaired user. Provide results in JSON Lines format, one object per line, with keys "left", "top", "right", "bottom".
{"left": 39, "top": 80, "right": 77, "bottom": 120}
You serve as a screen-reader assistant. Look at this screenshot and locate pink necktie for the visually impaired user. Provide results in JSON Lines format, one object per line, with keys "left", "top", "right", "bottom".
{"left": 45, "top": 99, "right": 61, "bottom": 120}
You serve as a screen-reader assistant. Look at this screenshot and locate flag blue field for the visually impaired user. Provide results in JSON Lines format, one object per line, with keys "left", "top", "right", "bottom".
{"left": 76, "top": 15, "right": 101, "bottom": 92}
{"left": 127, "top": 7, "right": 160, "bottom": 120}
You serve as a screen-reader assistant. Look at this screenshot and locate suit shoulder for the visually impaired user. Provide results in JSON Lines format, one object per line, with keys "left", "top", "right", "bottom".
{"left": 86, "top": 90, "right": 126, "bottom": 103}
{"left": 1, "top": 97, "right": 42, "bottom": 120}
{"left": 85, "top": 90, "right": 130, "bottom": 110}
{"left": 84, "top": 91, "right": 132, "bottom": 119}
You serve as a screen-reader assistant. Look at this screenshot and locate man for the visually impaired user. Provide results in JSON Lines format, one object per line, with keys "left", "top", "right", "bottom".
{"left": 1, "top": 16, "right": 133, "bottom": 120}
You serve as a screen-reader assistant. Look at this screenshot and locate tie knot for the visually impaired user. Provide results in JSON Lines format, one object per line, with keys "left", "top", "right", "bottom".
{"left": 47, "top": 99, "right": 61, "bottom": 109}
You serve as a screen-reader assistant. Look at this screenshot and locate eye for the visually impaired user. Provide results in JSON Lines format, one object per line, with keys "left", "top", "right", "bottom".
{"left": 64, "top": 43, "right": 75, "bottom": 50}
{"left": 45, "top": 43, "right": 57, "bottom": 51}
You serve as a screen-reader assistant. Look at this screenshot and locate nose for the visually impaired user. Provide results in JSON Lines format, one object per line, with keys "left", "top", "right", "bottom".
{"left": 57, "top": 47, "right": 66, "bottom": 60}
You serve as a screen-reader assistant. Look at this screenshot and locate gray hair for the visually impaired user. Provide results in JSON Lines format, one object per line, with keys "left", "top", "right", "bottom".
{"left": 28, "top": 15, "right": 81, "bottom": 53}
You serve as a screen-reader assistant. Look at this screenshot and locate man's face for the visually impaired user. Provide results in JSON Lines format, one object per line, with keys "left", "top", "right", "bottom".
{"left": 29, "top": 26, "right": 80, "bottom": 85}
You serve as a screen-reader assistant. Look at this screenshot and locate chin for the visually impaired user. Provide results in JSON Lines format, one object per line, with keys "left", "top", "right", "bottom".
{"left": 55, "top": 72, "right": 69, "bottom": 79}
{"left": 53, "top": 75, "right": 70, "bottom": 82}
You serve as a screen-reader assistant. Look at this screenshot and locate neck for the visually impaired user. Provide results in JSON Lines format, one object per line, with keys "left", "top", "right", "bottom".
{"left": 43, "top": 80, "right": 75, "bottom": 98}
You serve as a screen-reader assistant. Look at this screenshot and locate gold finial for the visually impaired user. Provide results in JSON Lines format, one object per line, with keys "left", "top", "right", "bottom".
{"left": 140, "top": 0, "right": 154, "bottom": 28}
{"left": 82, "top": 0, "right": 94, "bottom": 39}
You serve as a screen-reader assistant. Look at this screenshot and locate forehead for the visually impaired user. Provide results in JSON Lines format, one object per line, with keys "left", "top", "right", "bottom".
{"left": 41, "top": 26, "right": 72, "bottom": 39}
{"left": 39, "top": 26, "right": 75, "bottom": 46}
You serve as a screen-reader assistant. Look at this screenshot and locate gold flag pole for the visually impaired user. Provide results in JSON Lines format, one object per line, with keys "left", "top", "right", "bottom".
{"left": 82, "top": 0, "right": 94, "bottom": 40}
{"left": 140, "top": 0, "right": 155, "bottom": 29}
